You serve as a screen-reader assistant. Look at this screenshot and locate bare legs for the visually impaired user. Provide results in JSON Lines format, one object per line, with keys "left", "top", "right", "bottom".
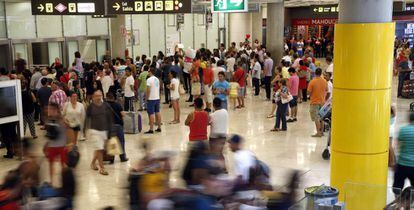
{"left": 170, "top": 100, "right": 180, "bottom": 123}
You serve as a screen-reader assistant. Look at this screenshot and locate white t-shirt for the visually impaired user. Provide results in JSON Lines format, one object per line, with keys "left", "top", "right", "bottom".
{"left": 170, "top": 78, "right": 180, "bottom": 100}
{"left": 326, "top": 63, "right": 334, "bottom": 80}
{"left": 209, "top": 109, "right": 228, "bottom": 138}
{"left": 234, "top": 150, "right": 256, "bottom": 181}
{"left": 146, "top": 76, "right": 160, "bottom": 100}
{"left": 226, "top": 57, "right": 236, "bottom": 72}
{"left": 282, "top": 55, "right": 292, "bottom": 64}
{"left": 124, "top": 75, "right": 135, "bottom": 97}
{"left": 327, "top": 80, "right": 333, "bottom": 100}
{"left": 252, "top": 62, "right": 262, "bottom": 79}
{"left": 101, "top": 75, "right": 113, "bottom": 98}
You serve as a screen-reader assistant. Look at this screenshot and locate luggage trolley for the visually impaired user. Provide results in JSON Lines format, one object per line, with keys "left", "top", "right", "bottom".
{"left": 319, "top": 98, "right": 332, "bottom": 160}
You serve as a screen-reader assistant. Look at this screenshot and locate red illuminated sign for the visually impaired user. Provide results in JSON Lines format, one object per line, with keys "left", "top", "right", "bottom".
{"left": 292, "top": 18, "right": 338, "bottom": 26}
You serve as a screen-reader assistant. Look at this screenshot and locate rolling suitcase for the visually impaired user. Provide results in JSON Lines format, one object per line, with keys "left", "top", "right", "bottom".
{"left": 124, "top": 112, "right": 142, "bottom": 134}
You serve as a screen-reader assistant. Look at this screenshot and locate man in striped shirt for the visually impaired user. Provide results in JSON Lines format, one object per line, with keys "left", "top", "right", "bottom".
{"left": 393, "top": 112, "right": 414, "bottom": 193}
{"left": 49, "top": 81, "right": 67, "bottom": 110}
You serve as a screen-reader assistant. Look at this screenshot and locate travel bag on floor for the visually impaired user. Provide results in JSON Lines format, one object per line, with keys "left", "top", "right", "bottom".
{"left": 124, "top": 112, "right": 142, "bottom": 134}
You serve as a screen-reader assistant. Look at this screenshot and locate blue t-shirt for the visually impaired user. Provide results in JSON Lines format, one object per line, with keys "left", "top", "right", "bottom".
{"left": 213, "top": 80, "right": 230, "bottom": 102}
{"left": 398, "top": 124, "right": 414, "bottom": 167}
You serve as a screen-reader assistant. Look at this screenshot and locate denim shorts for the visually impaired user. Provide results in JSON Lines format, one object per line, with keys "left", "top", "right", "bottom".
{"left": 147, "top": 99, "right": 160, "bottom": 115}
{"left": 289, "top": 96, "right": 298, "bottom": 108}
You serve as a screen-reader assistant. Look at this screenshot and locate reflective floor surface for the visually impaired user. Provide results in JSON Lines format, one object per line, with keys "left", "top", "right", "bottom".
{"left": 0, "top": 78, "right": 412, "bottom": 209}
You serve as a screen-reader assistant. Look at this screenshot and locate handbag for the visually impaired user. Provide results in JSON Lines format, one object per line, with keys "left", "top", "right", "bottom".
{"left": 179, "top": 84, "right": 186, "bottom": 95}
{"left": 281, "top": 94, "right": 293, "bottom": 104}
{"left": 191, "top": 82, "right": 201, "bottom": 96}
{"left": 106, "top": 136, "right": 122, "bottom": 156}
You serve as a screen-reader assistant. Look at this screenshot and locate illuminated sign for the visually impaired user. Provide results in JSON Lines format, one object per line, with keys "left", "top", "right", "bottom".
{"left": 31, "top": 0, "right": 104, "bottom": 15}
{"left": 212, "top": 0, "right": 248, "bottom": 13}
{"left": 106, "top": 0, "right": 192, "bottom": 14}
{"left": 292, "top": 18, "right": 338, "bottom": 26}
{"left": 311, "top": 5, "right": 339, "bottom": 14}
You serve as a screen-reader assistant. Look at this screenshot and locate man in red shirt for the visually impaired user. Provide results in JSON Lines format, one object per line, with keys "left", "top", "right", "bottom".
{"left": 203, "top": 62, "right": 215, "bottom": 112}
{"left": 233, "top": 62, "right": 246, "bottom": 108}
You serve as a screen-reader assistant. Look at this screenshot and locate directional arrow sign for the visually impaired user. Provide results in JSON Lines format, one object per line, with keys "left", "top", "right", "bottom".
{"left": 37, "top": 4, "right": 44, "bottom": 12}
{"left": 212, "top": 0, "right": 247, "bottom": 13}
{"left": 31, "top": 0, "right": 104, "bottom": 15}
{"left": 113, "top": 2, "right": 120, "bottom": 11}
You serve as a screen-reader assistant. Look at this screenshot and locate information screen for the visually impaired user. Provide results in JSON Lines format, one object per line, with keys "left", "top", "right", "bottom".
{"left": 0, "top": 86, "right": 17, "bottom": 118}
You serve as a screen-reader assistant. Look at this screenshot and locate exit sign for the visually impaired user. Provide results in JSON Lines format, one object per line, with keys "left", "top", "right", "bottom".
{"left": 211, "top": 0, "right": 248, "bottom": 13}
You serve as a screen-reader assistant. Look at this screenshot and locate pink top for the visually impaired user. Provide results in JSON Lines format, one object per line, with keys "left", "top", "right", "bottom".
{"left": 288, "top": 74, "right": 299, "bottom": 96}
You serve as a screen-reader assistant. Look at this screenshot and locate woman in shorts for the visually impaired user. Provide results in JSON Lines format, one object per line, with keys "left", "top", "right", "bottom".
{"left": 63, "top": 91, "right": 85, "bottom": 145}
{"left": 168, "top": 71, "right": 180, "bottom": 124}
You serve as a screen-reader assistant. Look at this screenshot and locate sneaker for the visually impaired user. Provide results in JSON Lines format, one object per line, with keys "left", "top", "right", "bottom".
{"left": 155, "top": 128, "right": 162, "bottom": 133}
{"left": 293, "top": 118, "right": 297, "bottom": 122}
{"left": 287, "top": 119, "right": 295, "bottom": 123}
{"left": 120, "top": 157, "right": 129, "bottom": 162}
{"left": 144, "top": 130, "right": 154, "bottom": 134}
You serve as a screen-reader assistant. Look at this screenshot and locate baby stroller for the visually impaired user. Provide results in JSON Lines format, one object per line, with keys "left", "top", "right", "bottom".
{"left": 319, "top": 98, "right": 332, "bottom": 160}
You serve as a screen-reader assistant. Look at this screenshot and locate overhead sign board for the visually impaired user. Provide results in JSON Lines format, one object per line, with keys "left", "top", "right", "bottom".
{"left": 212, "top": 0, "right": 248, "bottom": 13}
{"left": 107, "top": 0, "right": 192, "bottom": 14}
{"left": 311, "top": 5, "right": 339, "bottom": 14}
{"left": 31, "top": 0, "right": 104, "bottom": 15}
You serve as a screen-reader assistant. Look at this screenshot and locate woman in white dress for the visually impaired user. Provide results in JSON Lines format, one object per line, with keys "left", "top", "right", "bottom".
{"left": 63, "top": 91, "right": 86, "bottom": 145}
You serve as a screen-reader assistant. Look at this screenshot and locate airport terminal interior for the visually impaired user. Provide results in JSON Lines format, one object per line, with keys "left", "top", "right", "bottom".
{"left": 0, "top": 0, "right": 414, "bottom": 209}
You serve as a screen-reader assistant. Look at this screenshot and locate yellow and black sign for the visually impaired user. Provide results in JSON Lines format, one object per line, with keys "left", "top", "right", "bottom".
{"left": 31, "top": 0, "right": 105, "bottom": 15}
{"left": 107, "top": 0, "right": 192, "bottom": 14}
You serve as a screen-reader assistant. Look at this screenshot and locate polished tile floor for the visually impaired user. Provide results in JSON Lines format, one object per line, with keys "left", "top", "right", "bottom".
{"left": 0, "top": 78, "right": 412, "bottom": 209}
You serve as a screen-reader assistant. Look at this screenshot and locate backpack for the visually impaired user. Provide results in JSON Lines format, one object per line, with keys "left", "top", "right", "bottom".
{"left": 45, "top": 121, "right": 62, "bottom": 141}
{"left": 66, "top": 145, "right": 80, "bottom": 168}
{"left": 255, "top": 159, "right": 270, "bottom": 178}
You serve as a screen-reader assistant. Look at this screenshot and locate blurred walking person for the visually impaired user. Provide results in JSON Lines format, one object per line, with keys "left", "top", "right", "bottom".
{"left": 21, "top": 81, "right": 38, "bottom": 139}
{"left": 86, "top": 90, "right": 113, "bottom": 175}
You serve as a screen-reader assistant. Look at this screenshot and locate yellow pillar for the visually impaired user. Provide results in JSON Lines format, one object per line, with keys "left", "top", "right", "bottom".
{"left": 330, "top": 23, "right": 395, "bottom": 209}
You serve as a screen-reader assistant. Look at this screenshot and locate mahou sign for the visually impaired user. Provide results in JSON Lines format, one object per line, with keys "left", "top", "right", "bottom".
{"left": 292, "top": 18, "right": 338, "bottom": 26}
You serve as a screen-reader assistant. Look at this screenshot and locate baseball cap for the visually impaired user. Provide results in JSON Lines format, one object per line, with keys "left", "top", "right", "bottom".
{"left": 228, "top": 134, "right": 242, "bottom": 144}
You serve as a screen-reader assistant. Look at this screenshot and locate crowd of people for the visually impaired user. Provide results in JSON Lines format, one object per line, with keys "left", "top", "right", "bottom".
{"left": 0, "top": 34, "right": 412, "bottom": 209}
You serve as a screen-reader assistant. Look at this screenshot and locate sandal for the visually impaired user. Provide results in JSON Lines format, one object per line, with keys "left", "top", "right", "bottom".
{"left": 267, "top": 114, "right": 275, "bottom": 118}
{"left": 99, "top": 168, "right": 109, "bottom": 176}
{"left": 90, "top": 164, "right": 98, "bottom": 171}
{"left": 270, "top": 128, "right": 280, "bottom": 132}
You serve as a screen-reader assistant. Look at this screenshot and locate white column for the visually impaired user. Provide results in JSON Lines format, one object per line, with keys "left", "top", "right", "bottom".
{"left": 251, "top": 8, "right": 263, "bottom": 44}
{"left": 266, "top": 2, "right": 284, "bottom": 62}
{"left": 228, "top": 12, "right": 252, "bottom": 45}
{"left": 110, "top": 15, "right": 127, "bottom": 58}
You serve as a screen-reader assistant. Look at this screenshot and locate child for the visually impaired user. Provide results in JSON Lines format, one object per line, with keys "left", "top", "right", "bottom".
{"left": 168, "top": 71, "right": 180, "bottom": 124}
{"left": 229, "top": 77, "right": 240, "bottom": 110}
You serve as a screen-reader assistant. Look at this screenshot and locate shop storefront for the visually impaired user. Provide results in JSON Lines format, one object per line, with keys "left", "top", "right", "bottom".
{"left": 291, "top": 18, "right": 336, "bottom": 40}
{"left": 286, "top": 3, "right": 414, "bottom": 41}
